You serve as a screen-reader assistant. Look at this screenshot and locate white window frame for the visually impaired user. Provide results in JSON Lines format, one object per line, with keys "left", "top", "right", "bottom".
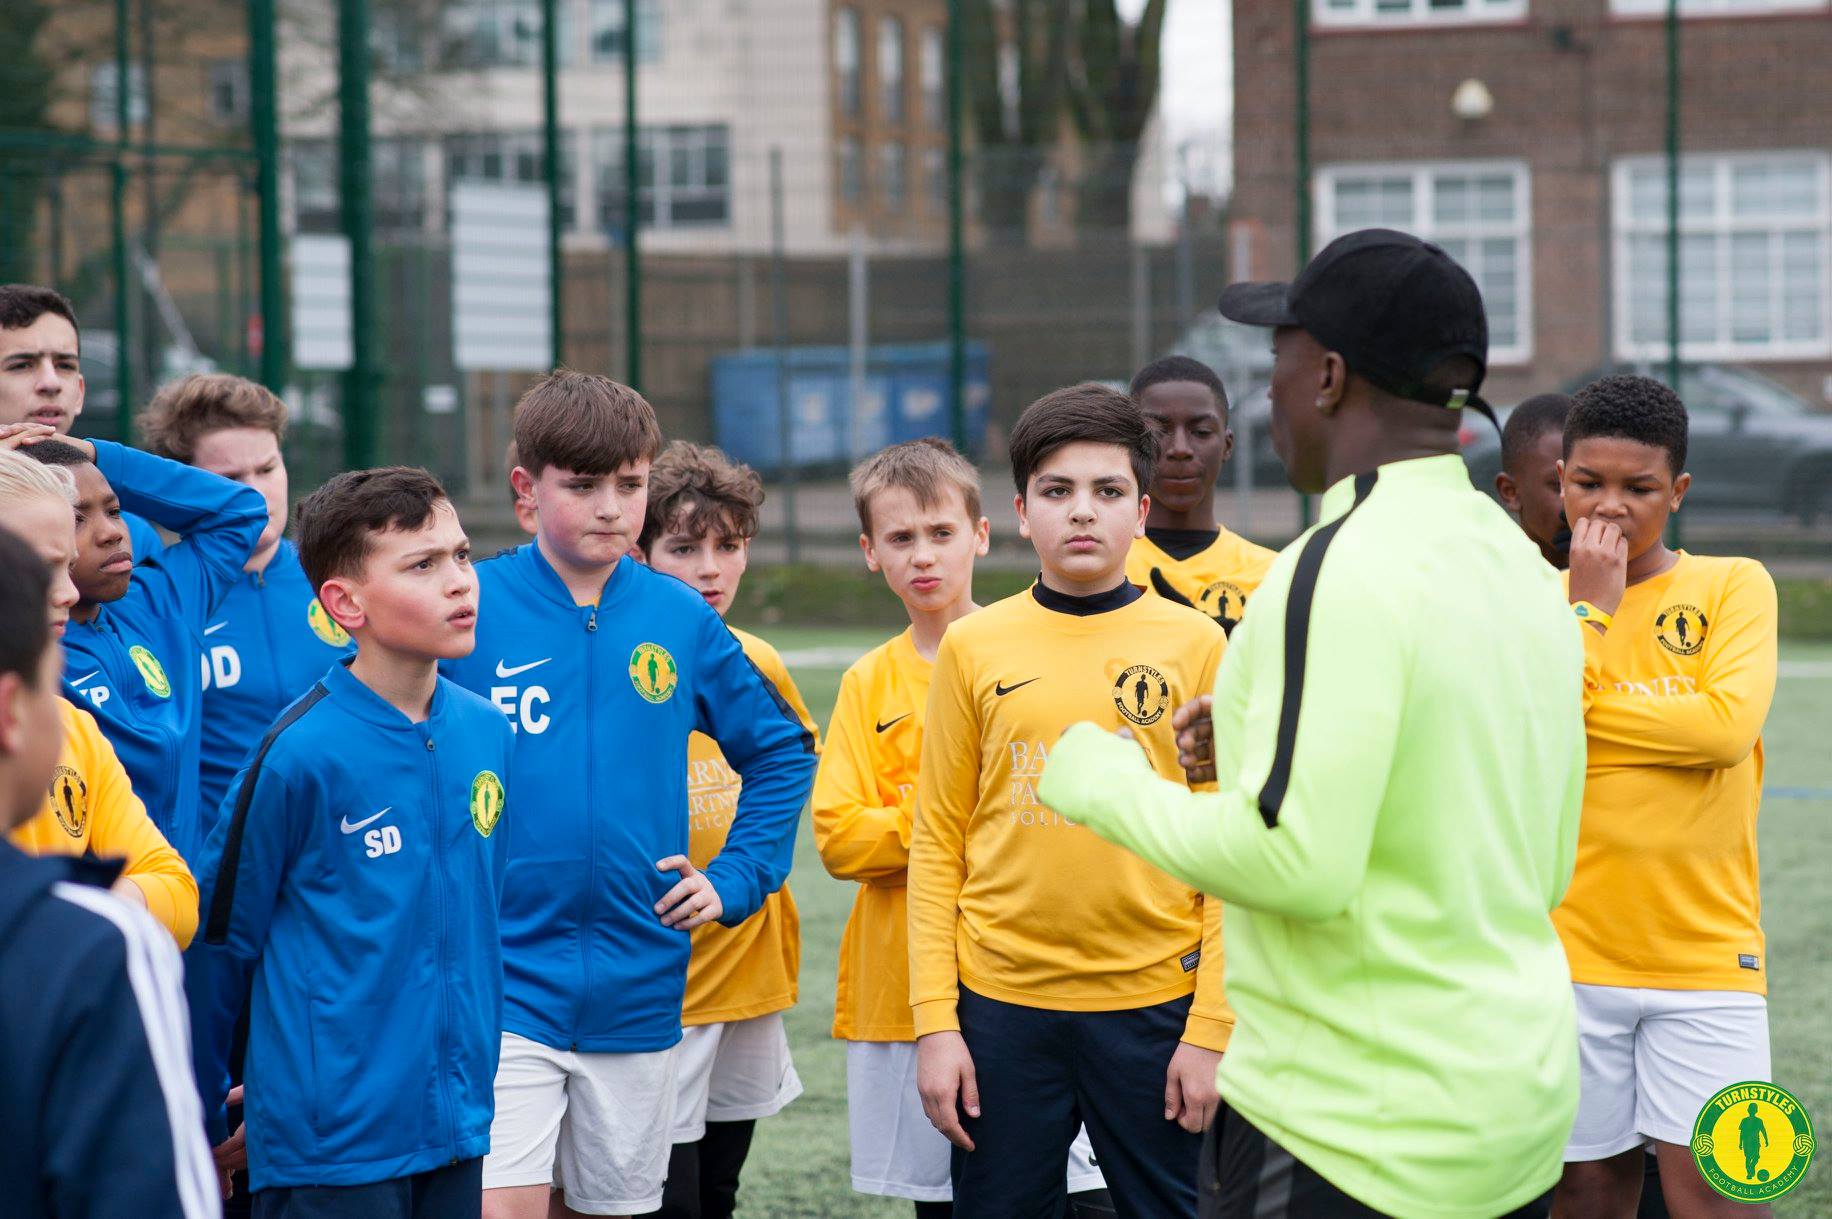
{"left": 1610, "top": 0, "right": 1823, "bottom": 15}
{"left": 1314, "top": 159, "right": 1534, "bottom": 365}
{"left": 1313, "top": 0, "right": 1526, "bottom": 30}
{"left": 1611, "top": 152, "right": 1832, "bottom": 362}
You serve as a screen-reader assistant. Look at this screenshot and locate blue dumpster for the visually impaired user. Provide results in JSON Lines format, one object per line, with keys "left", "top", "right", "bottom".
{"left": 712, "top": 342, "right": 989, "bottom": 474}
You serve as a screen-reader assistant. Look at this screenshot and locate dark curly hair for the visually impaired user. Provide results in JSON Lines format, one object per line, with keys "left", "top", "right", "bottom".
{"left": 1499, "top": 393, "right": 1571, "bottom": 474}
{"left": 1565, "top": 374, "right": 1687, "bottom": 476}
{"left": 1129, "top": 355, "right": 1229, "bottom": 416}
{"left": 638, "top": 441, "right": 765, "bottom": 551}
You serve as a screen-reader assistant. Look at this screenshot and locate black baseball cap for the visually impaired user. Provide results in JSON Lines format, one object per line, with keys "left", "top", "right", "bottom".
{"left": 1218, "top": 228, "right": 1496, "bottom": 425}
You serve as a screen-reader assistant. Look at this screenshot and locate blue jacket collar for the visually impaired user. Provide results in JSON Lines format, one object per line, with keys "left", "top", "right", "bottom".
{"left": 518, "top": 541, "right": 636, "bottom": 614}
{"left": 323, "top": 658, "right": 447, "bottom": 732}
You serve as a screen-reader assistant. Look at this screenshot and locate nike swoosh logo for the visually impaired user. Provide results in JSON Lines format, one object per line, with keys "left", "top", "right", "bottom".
{"left": 875, "top": 713, "right": 910, "bottom": 733}
{"left": 70, "top": 671, "right": 100, "bottom": 687}
{"left": 204, "top": 622, "right": 228, "bottom": 636}
{"left": 495, "top": 657, "right": 551, "bottom": 679}
{"left": 994, "top": 678, "right": 1039, "bottom": 697}
{"left": 339, "top": 808, "right": 392, "bottom": 835}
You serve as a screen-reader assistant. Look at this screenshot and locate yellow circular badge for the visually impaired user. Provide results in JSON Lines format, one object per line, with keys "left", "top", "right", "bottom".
{"left": 129, "top": 645, "right": 171, "bottom": 699}
{"left": 48, "top": 764, "right": 88, "bottom": 837}
{"left": 470, "top": 771, "right": 505, "bottom": 838}
{"left": 1691, "top": 1081, "right": 1815, "bottom": 1202}
{"left": 307, "top": 598, "right": 351, "bottom": 647}
{"left": 629, "top": 642, "right": 678, "bottom": 704}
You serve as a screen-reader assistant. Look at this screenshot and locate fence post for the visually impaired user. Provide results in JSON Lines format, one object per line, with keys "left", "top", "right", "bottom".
{"left": 338, "top": 0, "right": 377, "bottom": 470}
{"left": 770, "top": 147, "right": 799, "bottom": 565}
{"left": 542, "top": 0, "right": 564, "bottom": 370}
{"left": 113, "top": 0, "right": 135, "bottom": 442}
{"left": 1664, "top": 0, "right": 1683, "bottom": 551}
{"left": 623, "top": 0, "right": 641, "bottom": 390}
{"left": 250, "top": 0, "right": 287, "bottom": 393}
{"left": 945, "top": 0, "right": 966, "bottom": 451}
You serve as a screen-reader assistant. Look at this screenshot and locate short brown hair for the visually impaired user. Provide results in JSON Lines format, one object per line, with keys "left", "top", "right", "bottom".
{"left": 141, "top": 373, "right": 288, "bottom": 462}
{"left": 296, "top": 466, "right": 452, "bottom": 591}
{"left": 638, "top": 441, "right": 764, "bottom": 551}
{"left": 0, "top": 285, "right": 78, "bottom": 338}
{"left": 513, "top": 369, "right": 662, "bottom": 477}
{"left": 849, "top": 438, "right": 982, "bottom": 536}
{"left": 1008, "top": 382, "right": 1158, "bottom": 495}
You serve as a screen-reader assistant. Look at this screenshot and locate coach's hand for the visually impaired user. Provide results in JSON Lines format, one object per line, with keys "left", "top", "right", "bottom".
{"left": 0, "top": 421, "right": 54, "bottom": 451}
{"left": 213, "top": 1086, "right": 247, "bottom": 1199}
{"left": 654, "top": 856, "right": 724, "bottom": 930}
{"left": 917, "top": 1030, "right": 980, "bottom": 1151}
{"left": 1567, "top": 517, "right": 1628, "bottom": 623}
{"left": 1172, "top": 695, "right": 1216, "bottom": 785}
{"left": 1165, "top": 1042, "right": 1222, "bottom": 1134}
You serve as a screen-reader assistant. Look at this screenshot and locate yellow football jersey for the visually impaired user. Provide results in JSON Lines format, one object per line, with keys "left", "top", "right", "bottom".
{"left": 1555, "top": 554, "right": 1778, "bottom": 993}
{"left": 681, "top": 628, "right": 820, "bottom": 1025}
{"left": 1127, "top": 525, "right": 1277, "bottom": 634}
{"left": 812, "top": 628, "right": 932, "bottom": 1041}
{"left": 909, "top": 586, "right": 1232, "bottom": 1051}
{"left": 10, "top": 699, "right": 198, "bottom": 947}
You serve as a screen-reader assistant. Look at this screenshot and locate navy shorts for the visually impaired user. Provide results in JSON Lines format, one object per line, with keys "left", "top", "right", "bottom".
{"left": 251, "top": 1157, "right": 482, "bottom": 1219}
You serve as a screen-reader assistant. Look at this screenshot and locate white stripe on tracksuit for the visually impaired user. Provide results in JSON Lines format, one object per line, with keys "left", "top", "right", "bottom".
{"left": 53, "top": 883, "right": 220, "bottom": 1219}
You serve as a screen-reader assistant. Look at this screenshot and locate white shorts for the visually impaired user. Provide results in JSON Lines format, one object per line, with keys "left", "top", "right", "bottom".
{"left": 845, "top": 1040, "right": 1106, "bottom": 1202}
{"left": 1566, "top": 984, "right": 1770, "bottom": 1160}
{"left": 482, "top": 1031, "right": 679, "bottom": 1215}
{"left": 670, "top": 1013, "right": 804, "bottom": 1143}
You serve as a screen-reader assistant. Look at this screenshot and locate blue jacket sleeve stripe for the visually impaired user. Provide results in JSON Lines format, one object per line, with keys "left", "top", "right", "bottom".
{"left": 51, "top": 883, "right": 220, "bottom": 1218}
{"left": 203, "top": 684, "right": 328, "bottom": 946}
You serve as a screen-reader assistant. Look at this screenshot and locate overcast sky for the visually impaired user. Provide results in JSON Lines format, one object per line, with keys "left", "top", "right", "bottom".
{"left": 1119, "top": 0, "right": 1232, "bottom": 193}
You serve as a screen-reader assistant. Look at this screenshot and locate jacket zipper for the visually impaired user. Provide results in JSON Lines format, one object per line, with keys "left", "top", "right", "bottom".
{"left": 425, "top": 729, "right": 457, "bottom": 1152}
{"left": 574, "top": 604, "right": 597, "bottom": 1049}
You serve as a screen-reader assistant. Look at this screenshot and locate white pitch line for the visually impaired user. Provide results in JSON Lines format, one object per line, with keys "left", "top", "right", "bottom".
{"left": 780, "top": 645, "right": 872, "bottom": 668}
{"left": 1780, "top": 661, "right": 1832, "bottom": 679}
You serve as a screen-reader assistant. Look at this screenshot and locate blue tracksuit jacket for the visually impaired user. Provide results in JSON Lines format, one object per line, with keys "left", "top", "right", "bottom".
{"left": 197, "top": 540, "right": 354, "bottom": 820}
{"left": 195, "top": 661, "right": 513, "bottom": 1189}
{"left": 442, "top": 545, "right": 816, "bottom": 1052}
{"left": 62, "top": 440, "right": 266, "bottom": 861}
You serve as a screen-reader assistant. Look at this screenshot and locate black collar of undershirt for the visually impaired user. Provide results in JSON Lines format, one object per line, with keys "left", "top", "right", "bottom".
{"left": 1031, "top": 576, "right": 1143, "bottom": 616}
{"left": 1144, "top": 526, "right": 1220, "bottom": 561}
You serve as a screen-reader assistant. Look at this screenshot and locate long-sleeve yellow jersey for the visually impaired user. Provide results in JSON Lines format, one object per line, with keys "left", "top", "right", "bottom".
{"left": 681, "top": 628, "right": 819, "bottom": 1025}
{"left": 908, "top": 586, "right": 1231, "bottom": 1051}
{"left": 1556, "top": 553, "right": 1778, "bottom": 993}
{"left": 10, "top": 698, "right": 199, "bottom": 947}
{"left": 1126, "top": 525, "right": 1277, "bottom": 635}
{"left": 812, "top": 628, "right": 932, "bottom": 1041}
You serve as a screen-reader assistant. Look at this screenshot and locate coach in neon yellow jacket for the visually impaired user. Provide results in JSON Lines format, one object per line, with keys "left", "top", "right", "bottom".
{"left": 1040, "top": 231, "right": 1586, "bottom": 1219}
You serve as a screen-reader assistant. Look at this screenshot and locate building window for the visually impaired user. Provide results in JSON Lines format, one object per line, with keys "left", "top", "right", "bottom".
{"left": 443, "top": 0, "right": 573, "bottom": 69}
{"left": 879, "top": 17, "right": 906, "bottom": 126}
{"left": 880, "top": 143, "right": 907, "bottom": 213}
{"left": 589, "top": 0, "right": 661, "bottom": 64}
{"left": 835, "top": 8, "right": 862, "bottom": 120}
{"left": 1317, "top": 161, "right": 1532, "bottom": 362}
{"left": 89, "top": 63, "right": 148, "bottom": 132}
{"left": 206, "top": 60, "right": 249, "bottom": 126}
{"left": 594, "top": 125, "right": 730, "bottom": 231}
{"left": 924, "top": 147, "right": 947, "bottom": 214}
{"left": 293, "top": 138, "right": 429, "bottom": 234}
{"left": 1610, "top": 0, "right": 1823, "bottom": 13}
{"left": 839, "top": 137, "right": 864, "bottom": 206}
{"left": 446, "top": 130, "right": 578, "bottom": 230}
{"left": 1314, "top": 0, "right": 1525, "bottom": 27}
{"left": 920, "top": 28, "right": 945, "bottom": 130}
{"left": 1614, "top": 153, "right": 1829, "bottom": 360}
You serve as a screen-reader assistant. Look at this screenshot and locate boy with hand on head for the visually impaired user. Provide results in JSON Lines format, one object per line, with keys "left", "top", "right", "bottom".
{"left": 816, "top": 438, "right": 1110, "bottom": 1218}
{"left": 0, "top": 527, "right": 220, "bottom": 1219}
{"left": 1495, "top": 392, "right": 1575, "bottom": 570}
{"left": 17, "top": 432, "right": 266, "bottom": 861}
{"left": 193, "top": 467, "right": 512, "bottom": 1216}
{"left": 636, "top": 441, "right": 820, "bottom": 1219}
{"left": 441, "top": 372, "right": 816, "bottom": 1219}
{"left": 0, "top": 284, "right": 163, "bottom": 557}
{"left": 1554, "top": 376, "right": 1778, "bottom": 1219}
{"left": 1125, "top": 356, "right": 1275, "bottom": 634}
{"left": 909, "top": 387, "right": 1229, "bottom": 1218}
{"left": 0, "top": 448, "right": 197, "bottom": 945}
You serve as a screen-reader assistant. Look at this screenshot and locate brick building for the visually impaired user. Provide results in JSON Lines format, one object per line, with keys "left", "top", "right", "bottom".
{"left": 1229, "top": 0, "right": 1832, "bottom": 407}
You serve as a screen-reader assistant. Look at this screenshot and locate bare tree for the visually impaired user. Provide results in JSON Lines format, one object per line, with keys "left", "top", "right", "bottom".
{"left": 1066, "top": 0, "right": 1166, "bottom": 236}
{"left": 963, "top": 0, "right": 1072, "bottom": 245}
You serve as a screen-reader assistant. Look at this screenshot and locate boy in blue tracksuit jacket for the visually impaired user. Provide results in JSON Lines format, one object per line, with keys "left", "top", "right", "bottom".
{"left": 25, "top": 435, "right": 266, "bottom": 859}
{"left": 196, "top": 466, "right": 511, "bottom": 1212}
{"left": 441, "top": 372, "right": 816, "bottom": 1218}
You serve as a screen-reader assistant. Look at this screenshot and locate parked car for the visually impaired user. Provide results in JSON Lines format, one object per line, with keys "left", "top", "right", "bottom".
{"left": 1461, "top": 364, "right": 1832, "bottom": 523}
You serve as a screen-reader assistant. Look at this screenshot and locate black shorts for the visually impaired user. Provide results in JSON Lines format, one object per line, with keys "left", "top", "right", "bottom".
{"left": 1198, "top": 1107, "right": 1552, "bottom": 1219}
